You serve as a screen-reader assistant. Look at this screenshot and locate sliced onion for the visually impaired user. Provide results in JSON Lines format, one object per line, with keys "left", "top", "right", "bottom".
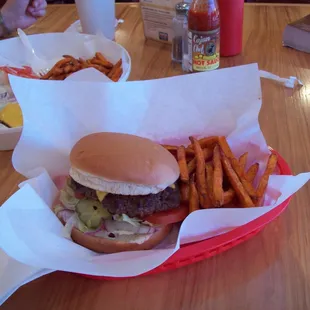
{"left": 105, "top": 220, "right": 156, "bottom": 235}
{"left": 137, "top": 225, "right": 156, "bottom": 234}
{"left": 57, "top": 209, "right": 75, "bottom": 222}
{"left": 84, "top": 222, "right": 105, "bottom": 236}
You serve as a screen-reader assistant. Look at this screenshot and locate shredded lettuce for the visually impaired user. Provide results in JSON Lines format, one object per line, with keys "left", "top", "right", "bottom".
{"left": 65, "top": 178, "right": 76, "bottom": 195}
{"left": 59, "top": 180, "right": 80, "bottom": 210}
{"left": 63, "top": 213, "right": 98, "bottom": 239}
{"left": 59, "top": 190, "right": 80, "bottom": 210}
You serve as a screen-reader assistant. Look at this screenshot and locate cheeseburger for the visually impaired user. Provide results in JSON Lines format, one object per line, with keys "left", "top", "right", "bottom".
{"left": 53, "top": 132, "right": 187, "bottom": 253}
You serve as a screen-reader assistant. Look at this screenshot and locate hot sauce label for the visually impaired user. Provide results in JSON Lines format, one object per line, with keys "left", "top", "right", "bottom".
{"left": 188, "top": 28, "right": 220, "bottom": 72}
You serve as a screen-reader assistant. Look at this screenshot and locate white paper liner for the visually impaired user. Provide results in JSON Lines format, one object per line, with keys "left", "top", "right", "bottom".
{"left": 0, "top": 64, "right": 309, "bottom": 293}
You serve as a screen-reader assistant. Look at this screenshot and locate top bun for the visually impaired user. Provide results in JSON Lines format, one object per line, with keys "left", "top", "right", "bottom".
{"left": 69, "top": 132, "right": 180, "bottom": 195}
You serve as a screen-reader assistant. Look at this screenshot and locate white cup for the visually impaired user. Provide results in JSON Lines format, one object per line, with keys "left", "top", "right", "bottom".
{"left": 75, "top": 0, "right": 115, "bottom": 40}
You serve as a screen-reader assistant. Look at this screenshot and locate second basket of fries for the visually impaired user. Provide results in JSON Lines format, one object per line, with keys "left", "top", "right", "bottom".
{"left": 0, "top": 32, "right": 131, "bottom": 82}
{"left": 1, "top": 64, "right": 309, "bottom": 278}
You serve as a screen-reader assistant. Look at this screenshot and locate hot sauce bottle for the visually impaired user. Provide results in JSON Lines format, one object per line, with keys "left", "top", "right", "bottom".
{"left": 188, "top": 0, "right": 220, "bottom": 72}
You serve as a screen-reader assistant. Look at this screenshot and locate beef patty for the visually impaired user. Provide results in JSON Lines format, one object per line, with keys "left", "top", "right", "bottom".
{"left": 70, "top": 178, "right": 180, "bottom": 218}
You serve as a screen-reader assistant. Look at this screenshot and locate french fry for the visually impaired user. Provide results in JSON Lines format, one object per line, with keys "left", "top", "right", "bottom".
{"left": 213, "top": 145, "right": 224, "bottom": 206}
{"left": 204, "top": 181, "right": 213, "bottom": 208}
{"left": 63, "top": 65, "right": 72, "bottom": 74}
{"left": 63, "top": 64, "right": 81, "bottom": 75}
{"left": 63, "top": 55, "right": 79, "bottom": 67}
{"left": 78, "top": 58, "right": 88, "bottom": 68}
{"left": 218, "top": 136, "right": 256, "bottom": 198}
{"left": 40, "top": 70, "right": 53, "bottom": 80}
{"left": 246, "top": 163, "right": 259, "bottom": 182}
{"left": 221, "top": 153, "right": 254, "bottom": 208}
{"left": 254, "top": 154, "right": 278, "bottom": 206}
{"left": 239, "top": 152, "right": 248, "bottom": 171}
{"left": 108, "top": 59, "right": 122, "bottom": 78}
{"left": 53, "top": 73, "right": 69, "bottom": 80}
{"left": 218, "top": 136, "right": 234, "bottom": 158}
{"left": 87, "top": 64, "right": 110, "bottom": 74}
{"left": 189, "top": 177, "right": 200, "bottom": 213}
{"left": 203, "top": 148, "right": 213, "bottom": 160}
{"left": 90, "top": 58, "right": 104, "bottom": 66}
{"left": 223, "top": 188, "right": 235, "bottom": 205}
{"left": 51, "top": 69, "right": 64, "bottom": 77}
{"left": 188, "top": 148, "right": 213, "bottom": 175}
{"left": 98, "top": 68, "right": 111, "bottom": 74}
{"left": 205, "top": 163, "right": 215, "bottom": 205}
{"left": 40, "top": 58, "right": 73, "bottom": 79}
{"left": 189, "top": 136, "right": 207, "bottom": 196}
{"left": 55, "top": 57, "right": 72, "bottom": 68}
{"left": 197, "top": 172, "right": 212, "bottom": 209}
{"left": 40, "top": 59, "right": 72, "bottom": 78}
{"left": 185, "top": 148, "right": 196, "bottom": 156}
{"left": 161, "top": 145, "right": 195, "bottom": 162}
{"left": 177, "top": 146, "right": 189, "bottom": 183}
{"left": 232, "top": 157, "right": 257, "bottom": 197}
{"left": 40, "top": 54, "right": 122, "bottom": 82}
{"left": 188, "top": 136, "right": 218, "bottom": 149}
{"left": 199, "top": 194, "right": 205, "bottom": 208}
{"left": 203, "top": 193, "right": 213, "bottom": 209}
{"left": 111, "top": 67, "right": 123, "bottom": 82}
{"left": 187, "top": 160, "right": 196, "bottom": 175}
{"left": 95, "top": 52, "right": 113, "bottom": 68}
{"left": 180, "top": 183, "right": 190, "bottom": 202}
{"left": 90, "top": 58, "right": 111, "bottom": 69}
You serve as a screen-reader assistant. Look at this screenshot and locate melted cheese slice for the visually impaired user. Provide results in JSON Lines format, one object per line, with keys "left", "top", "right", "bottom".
{"left": 0, "top": 103, "right": 23, "bottom": 128}
{"left": 96, "top": 190, "right": 108, "bottom": 202}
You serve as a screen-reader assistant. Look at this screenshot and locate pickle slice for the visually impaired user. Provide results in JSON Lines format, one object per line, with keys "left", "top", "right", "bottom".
{"left": 76, "top": 199, "right": 111, "bottom": 229}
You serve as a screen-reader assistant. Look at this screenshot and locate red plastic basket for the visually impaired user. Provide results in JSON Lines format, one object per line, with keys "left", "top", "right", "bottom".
{"left": 80, "top": 149, "right": 292, "bottom": 280}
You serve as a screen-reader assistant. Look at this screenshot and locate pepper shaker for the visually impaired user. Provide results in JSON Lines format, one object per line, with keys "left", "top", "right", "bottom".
{"left": 171, "top": 2, "right": 190, "bottom": 63}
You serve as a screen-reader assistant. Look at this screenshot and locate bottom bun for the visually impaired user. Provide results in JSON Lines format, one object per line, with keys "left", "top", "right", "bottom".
{"left": 71, "top": 224, "right": 172, "bottom": 254}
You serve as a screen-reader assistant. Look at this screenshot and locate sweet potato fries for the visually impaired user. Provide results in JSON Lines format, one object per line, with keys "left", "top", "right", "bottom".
{"left": 40, "top": 53, "right": 123, "bottom": 81}
{"left": 162, "top": 136, "right": 277, "bottom": 212}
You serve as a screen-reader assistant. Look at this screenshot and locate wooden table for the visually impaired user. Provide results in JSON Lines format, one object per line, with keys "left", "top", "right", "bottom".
{"left": 1, "top": 3, "right": 310, "bottom": 310}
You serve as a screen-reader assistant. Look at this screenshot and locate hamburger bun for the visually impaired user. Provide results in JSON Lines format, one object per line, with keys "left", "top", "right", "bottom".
{"left": 71, "top": 224, "right": 172, "bottom": 254}
{"left": 69, "top": 132, "right": 180, "bottom": 195}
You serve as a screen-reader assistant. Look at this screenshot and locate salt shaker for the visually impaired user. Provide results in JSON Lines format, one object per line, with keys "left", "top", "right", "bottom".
{"left": 171, "top": 2, "right": 190, "bottom": 63}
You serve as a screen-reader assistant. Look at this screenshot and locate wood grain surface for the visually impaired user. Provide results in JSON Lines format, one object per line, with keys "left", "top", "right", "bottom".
{"left": 1, "top": 3, "right": 310, "bottom": 310}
